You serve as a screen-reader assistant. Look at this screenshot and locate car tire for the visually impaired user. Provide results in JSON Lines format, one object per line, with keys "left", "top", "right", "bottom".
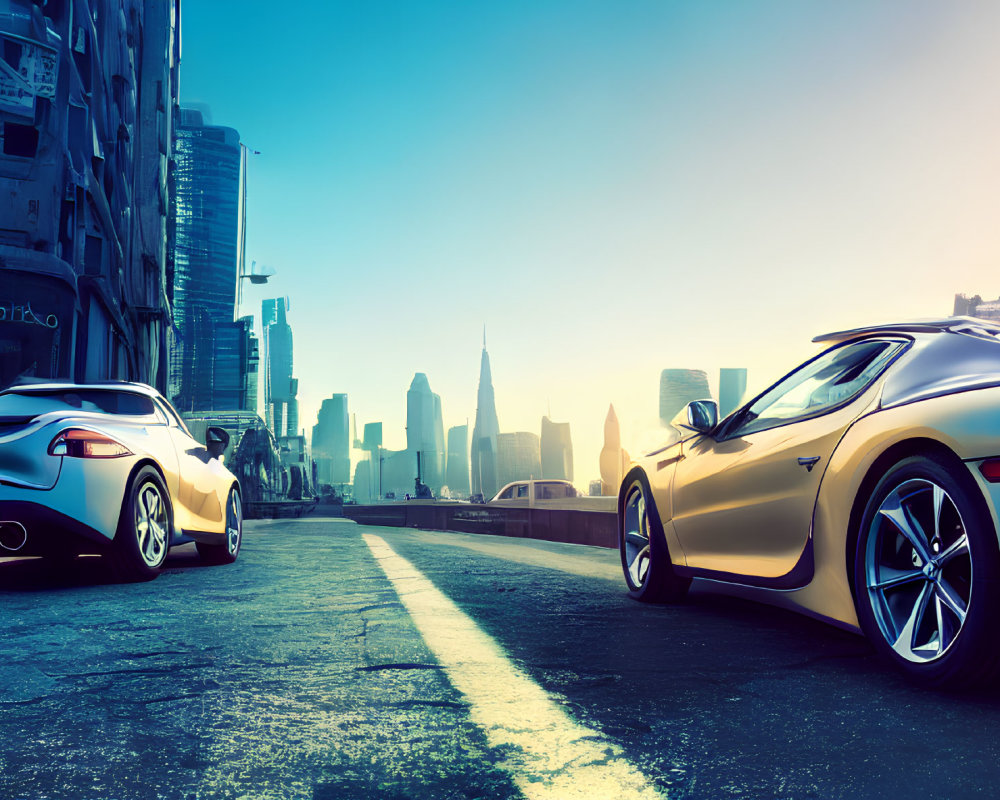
{"left": 109, "top": 466, "right": 171, "bottom": 582}
{"left": 196, "top": 486, "right": 242, "bottom": 565}
{"left": 619, "top": 472, "right": 691, "bottom": 603}
{"left": 853, "top": 453, "right": 1000, "bottom": 687}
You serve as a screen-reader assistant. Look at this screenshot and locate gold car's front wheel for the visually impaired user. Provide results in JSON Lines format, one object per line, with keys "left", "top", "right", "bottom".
{"left": 854, "top": 454, "right": 1000, "bottom": 687}
{"left": 619, "top": 473, "right": 690, "bottom": 603}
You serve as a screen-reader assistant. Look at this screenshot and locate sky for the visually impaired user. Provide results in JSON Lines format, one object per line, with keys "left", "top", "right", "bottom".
{"left": 179, "top": 1, "right": 1000, "bottom": 486}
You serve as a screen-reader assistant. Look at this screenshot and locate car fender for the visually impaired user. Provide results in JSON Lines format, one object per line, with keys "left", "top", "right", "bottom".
{"left": 626, "top": 440, "right": 688, "bottom": 566}
{"left": 793, "top": 386, "right": 1000, "bottom": 629}
{"left": 182, "top": 458, "right": 239, "bottom": 534}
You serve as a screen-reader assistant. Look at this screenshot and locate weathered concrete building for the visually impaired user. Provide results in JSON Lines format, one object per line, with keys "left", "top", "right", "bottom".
{"left": 0, "top": 0, "right": 180, "bottom": 389}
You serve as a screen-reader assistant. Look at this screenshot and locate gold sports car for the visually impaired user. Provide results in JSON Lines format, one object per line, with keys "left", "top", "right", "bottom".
{"left": 619, "top": 318, "right": 1000, "bottom": 687}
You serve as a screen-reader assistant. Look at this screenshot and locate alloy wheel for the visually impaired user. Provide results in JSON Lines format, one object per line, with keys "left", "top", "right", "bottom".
{"left": 135, "top": 481, "right": 168, "bottom": 568}
{"left": 622, "top": 485, "right": 651, "bottom": 589}
{"left": 227, "top": 490, "right": 242, "bottom": 555}
{"left": 865, "top": 478, "right": 972, "bottom": 663}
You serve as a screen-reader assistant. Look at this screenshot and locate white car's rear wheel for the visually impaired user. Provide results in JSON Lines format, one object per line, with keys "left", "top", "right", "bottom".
{"left": 109, "top": 466, "right": 171, "bottom": 582}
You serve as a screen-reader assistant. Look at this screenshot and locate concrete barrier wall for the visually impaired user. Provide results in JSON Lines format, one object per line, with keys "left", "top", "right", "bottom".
{"left": 343, "top": 502, "right": 618, "bottom": 549}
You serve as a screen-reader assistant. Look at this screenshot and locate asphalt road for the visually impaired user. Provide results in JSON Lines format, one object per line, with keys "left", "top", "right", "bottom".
{"left": 2, "top": 518, "right": 1000, "bottom": 799}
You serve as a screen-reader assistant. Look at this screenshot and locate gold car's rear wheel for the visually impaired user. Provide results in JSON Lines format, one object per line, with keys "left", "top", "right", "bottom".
{"left": 854, "top": 454, "right": 1000, "bottom": 687}
{"left": 619, "top": 473, "right": 690, "bottom": 603}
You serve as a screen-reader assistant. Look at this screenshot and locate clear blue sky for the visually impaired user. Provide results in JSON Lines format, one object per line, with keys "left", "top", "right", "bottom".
{"left": 180, "top": 1, "right": 1000, "bottom": 483}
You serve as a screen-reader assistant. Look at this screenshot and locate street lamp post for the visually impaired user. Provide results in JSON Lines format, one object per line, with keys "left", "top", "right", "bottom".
{"left": 235, "top": 142, "right": 273, "bottom": 318}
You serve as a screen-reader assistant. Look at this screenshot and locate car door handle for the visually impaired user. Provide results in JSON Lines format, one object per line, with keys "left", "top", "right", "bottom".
{"left": 798, "top": 456, "right": 821, "bottom": 472}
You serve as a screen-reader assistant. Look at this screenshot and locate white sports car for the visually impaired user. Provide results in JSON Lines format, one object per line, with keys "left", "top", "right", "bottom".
{"left": 0, "top": 381, "right": 242, "bottom": 581}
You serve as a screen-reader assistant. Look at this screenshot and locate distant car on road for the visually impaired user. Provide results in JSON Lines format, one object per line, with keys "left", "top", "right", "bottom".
{"left": 491, "top": 479, "right": 580, "bottom": 506}
{"left": 619, "top": 318, "right": 1000, "bottom": 688}
{"left": 0, "top": 382, "right": 242, "bottom": 581}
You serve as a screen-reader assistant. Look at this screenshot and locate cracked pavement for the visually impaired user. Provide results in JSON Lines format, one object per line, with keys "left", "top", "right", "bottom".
{"left": 2, "top": 518, "right": 1000, "bottom": 798}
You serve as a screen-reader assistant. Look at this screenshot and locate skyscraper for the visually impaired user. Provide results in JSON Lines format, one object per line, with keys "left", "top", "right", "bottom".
{"left": 352, "top": 459, "right": 375, "bottom": 505}
{"left": 599, "top": 404, "right": 629, "bottom": 496}
{"left": 312, "top": 394, "right": 350, "bottom": 486}
{"left": 261, "top": 297, "right": 298, "bottom": 435}
{"left": 168, "top": 108, "right": 245, "bottom": 411}
{"left": 362, "top": 422, "right": 383, "bottom": 452}
{"left": 540, "top": 417, "right": 573, "bottom": 481}
{"left": 212, "top": 315, "right": 259, "bottom": 410}
{"left": 379, "top": 449, "right": 418, "bottom": 499}
{"left": 719, "top": 368, "right": 748, "bottom": 417}
{"left": 446, "top": 425, "right": 470, "bottom": 497}
{"left": 659, "top": 369, "right": 712, "bottom": 426}
{"left": 496, "top": 432, "right": 542, "bottom": 488}
{"left": 353, "top": 421, "right": 383, "bottom": 501}
{"left": 471, "top": 337, "right": 501, "bottom": 498}
{"left": 406, "top": 373, "right": 445, "bottom": 491}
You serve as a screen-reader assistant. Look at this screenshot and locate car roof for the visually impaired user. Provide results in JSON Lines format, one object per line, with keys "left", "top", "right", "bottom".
{"left": 498, "top": 479, "right": 571, "bottom": 487}
{"left": 813, "top": 316, "right": 1000, "bottom": 343}
{"left": 0, "top": 380, "right": 161, "bottom": 398}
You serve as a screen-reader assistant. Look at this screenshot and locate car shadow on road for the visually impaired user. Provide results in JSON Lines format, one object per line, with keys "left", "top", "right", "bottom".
{"left": 647, "top": 586, "right": 1000, "bottom": 702}
{"left": 0, "top": 543, "right": 211, "bottom": 591}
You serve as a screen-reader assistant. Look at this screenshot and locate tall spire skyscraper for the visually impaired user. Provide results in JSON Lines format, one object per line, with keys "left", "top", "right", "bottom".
{"left": 470, "top": 336, "right": 501, "bottom": 498}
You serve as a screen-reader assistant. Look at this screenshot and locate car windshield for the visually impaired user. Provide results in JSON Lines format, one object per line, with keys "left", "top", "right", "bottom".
{"left": 727, "top": 339, "right": 903, "bottom": 437}
{"left": 0, "top": 389, "right": 155, "bottom": 417}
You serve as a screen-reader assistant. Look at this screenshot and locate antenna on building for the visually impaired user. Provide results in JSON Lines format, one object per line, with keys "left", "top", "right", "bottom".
{"left": 483, "top": 324, "right": 486, "bottom": 349}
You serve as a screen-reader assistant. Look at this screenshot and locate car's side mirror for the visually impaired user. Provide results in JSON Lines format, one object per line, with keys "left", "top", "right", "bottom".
{"left": 206, "top": 426, "right": 230, "bottom": 460}
{"left": 684, "top": 400, "right": 719, "bottom": 433}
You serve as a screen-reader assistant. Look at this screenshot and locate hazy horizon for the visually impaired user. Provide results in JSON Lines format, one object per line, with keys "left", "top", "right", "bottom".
{"left": 179, "top": 2, "right": 1000, "bottom": 486}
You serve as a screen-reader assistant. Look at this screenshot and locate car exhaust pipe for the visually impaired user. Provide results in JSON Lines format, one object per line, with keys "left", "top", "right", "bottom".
{"left": 0, "top": 521, "right": 27, "bottom": 552}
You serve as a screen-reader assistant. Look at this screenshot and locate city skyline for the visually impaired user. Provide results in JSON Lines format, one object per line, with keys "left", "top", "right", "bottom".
{"left": 179, "top": 2, "right": 1000, "bottom": 484}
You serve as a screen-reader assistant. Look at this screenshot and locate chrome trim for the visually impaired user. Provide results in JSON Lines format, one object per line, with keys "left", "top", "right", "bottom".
{"left": 0, "top": 520, "right": 28, "bottom": 551}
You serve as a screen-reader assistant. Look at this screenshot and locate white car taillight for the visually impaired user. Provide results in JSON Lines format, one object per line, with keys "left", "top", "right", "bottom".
{"left": 48, "top": 429, "right": 133, "bottom": 458}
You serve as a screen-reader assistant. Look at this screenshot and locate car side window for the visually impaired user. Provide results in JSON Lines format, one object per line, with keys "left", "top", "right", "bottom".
{"left": 153, "top": 397, "right": 193, "bottom": 436}
{"left": 516, "top": 484, "right": 530, "bottom": 498}
{"left": 725, "top": 339, "right": 903, "bottom": 438}
{"left": 498, "top": 486, "right": 514, "bottom": 500}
